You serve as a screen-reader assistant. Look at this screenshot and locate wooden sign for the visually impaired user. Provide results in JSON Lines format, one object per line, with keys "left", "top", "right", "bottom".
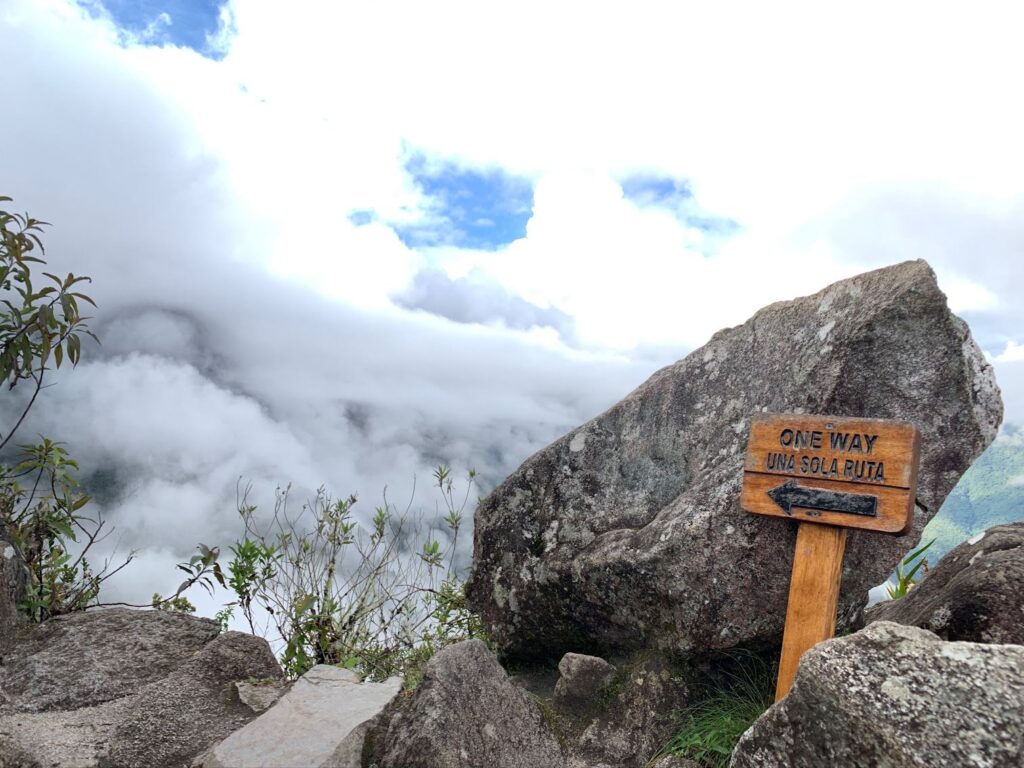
{"left": 742, "top": 414, "right": 920, "bottom": 533}
{"left": 740, "top": 413, "right": 921, "bottom": 701}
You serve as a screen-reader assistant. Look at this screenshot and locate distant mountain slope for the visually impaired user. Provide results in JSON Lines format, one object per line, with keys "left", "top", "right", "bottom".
{"left": 923, "top": 425, "right": 1024, "bottom": 561}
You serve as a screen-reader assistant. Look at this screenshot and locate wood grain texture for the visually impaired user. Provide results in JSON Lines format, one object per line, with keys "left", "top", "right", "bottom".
{"left": 744, "top": 413, "right": 920, "bottom": 489}
{"left": 775, "top": 522, "right": 848, "bottom": 701}
{"left": 742, "top": 412, "right": 920, "bottom": 534}
{"left": 741, "top": 474, "right": 915, "bottom": 534}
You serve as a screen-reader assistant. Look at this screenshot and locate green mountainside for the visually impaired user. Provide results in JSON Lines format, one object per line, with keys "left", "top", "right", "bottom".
{"left": 923, "top": 425, "right": 1024, "bottom": 562}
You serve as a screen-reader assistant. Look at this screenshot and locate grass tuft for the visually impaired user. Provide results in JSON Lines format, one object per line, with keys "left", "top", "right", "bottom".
{"left": 653, "top": 651, "right": 775, "bottom": 768}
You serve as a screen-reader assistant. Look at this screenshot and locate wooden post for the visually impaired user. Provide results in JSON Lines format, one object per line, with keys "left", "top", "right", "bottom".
{"left": 740, "top": 413, "right": 921, "bottom": 701}
{"left": 774, "top": 522, "right": 847, "bottom": 701}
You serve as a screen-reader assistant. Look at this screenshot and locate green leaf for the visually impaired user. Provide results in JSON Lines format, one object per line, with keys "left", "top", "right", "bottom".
{"left": 51, "top": 519, "right": 76, "bottom": 540}
{"left": 903, "top": 560, "right": 927, "bottom": 583}
{"left": 906, "top": 539, "right": 935, "bottom": 562}
{"left": 294, "top": 593, "right": 316, "bottom": 616}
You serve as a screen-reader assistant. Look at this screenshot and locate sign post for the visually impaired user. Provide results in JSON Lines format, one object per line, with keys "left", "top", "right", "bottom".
{"left": 741, "top": 413, "right": 920, "bottom": 701}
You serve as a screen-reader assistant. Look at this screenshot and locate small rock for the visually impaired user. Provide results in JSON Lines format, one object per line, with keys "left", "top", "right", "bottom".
{"left": 552, "top": 653, "right": 617, "bottom": 714}
{"left": 572, "top": 654, "right": 690, "bottom": 768}
{"left": 232, "top": 678, "right": 289, "bottom": 714}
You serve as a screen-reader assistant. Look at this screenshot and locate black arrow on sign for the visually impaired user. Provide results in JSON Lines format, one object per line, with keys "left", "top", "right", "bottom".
{"left": 767, "top": 479, "right": 878, "bottom": 518}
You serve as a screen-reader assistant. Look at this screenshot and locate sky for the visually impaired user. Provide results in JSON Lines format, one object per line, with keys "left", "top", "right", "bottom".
{"left": 1, "top": 0, "right": 1022, "bottom": 617}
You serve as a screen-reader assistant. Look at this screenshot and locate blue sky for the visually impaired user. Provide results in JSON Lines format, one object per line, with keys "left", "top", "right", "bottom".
{"left": 91, "top": 0, "right": 224, "bottom": 53}
{"left": 390, "top": 156, "right": 534, "bottom": 249}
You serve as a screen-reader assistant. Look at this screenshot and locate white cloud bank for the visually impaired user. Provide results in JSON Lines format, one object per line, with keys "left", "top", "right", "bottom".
{"left": 2, "top": 0, "right": 1023, "bottom": 608}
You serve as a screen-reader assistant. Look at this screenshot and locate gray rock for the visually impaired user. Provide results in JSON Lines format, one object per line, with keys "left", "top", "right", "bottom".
{"left": 0, "top": 607, "right": 220, "bottom": 712}
{"left": 194, "top": 664, "right": 401, "bottom": 768}
{"left": 0, "top": 528, "right": 27, "bottom": 659}
{"left": 326, "top": 717, "right": 380, "bottom": 768}
{"left": 552, "top": 653, "right": 617, "bottom": 715}
{"left": 231, "top": 677, "right": 289, "bottom": 714}
{"left": 366, "top": 639, "right": 566, "bottom": 768}
{"left": 0, "top": 610, "right": 282, "bottom": 768}
{"left": 730, "top": 621, "right": 1024, "bottom": 768}
{"left": 467, "top": 260, "right": 1003, "bottom": 660}
{"left": 104, "top": 630, "right": 282, "bottom": 767}
{"left": 570, "top": 654, "right": 690, "bottom": 768}
{"left": 866, "top": 522, "right": 1024, "bottom": 644}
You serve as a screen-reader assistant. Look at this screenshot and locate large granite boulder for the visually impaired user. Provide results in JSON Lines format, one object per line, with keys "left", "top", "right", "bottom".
{"left": 195, "top": 665, "right": 402, "bottom": 768}
{"left": 365, "top": 639, "right": 566, "bottom": 768}
{"left": 467, "top": 260, "right": 1002, "bottom": 660}
{"left": 0, "top": 608, "right": 282, "bottom": 767}
{"left": 730, "top": 621, "right": 1024, "bottom": 767}
{"left": 866, "top": 521, "right": 1024, "bottom": 644}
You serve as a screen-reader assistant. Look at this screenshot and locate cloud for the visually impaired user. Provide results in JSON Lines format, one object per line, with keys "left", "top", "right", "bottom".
{"left": 992, "top": 359, "right": 1024, "bottom": 427}
{"left": 2, "top": 0, "right": 1024, "bottom": 614}
{"left": 16, "top": 0, "right": 1018, "bottom": 354}
{"left": 393, "top": 267, "right": 576, "bottom": 337}
{"left": 0, "top": 1, "right": 655, "bottom": 609}
{"left": 991, "top": 342, "right": 1024, "bottom": 364}
{"left": 424, "top": 171, "right": 862, "bottom": 350}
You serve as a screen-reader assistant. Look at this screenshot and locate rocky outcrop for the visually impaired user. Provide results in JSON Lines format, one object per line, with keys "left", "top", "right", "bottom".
{"left": 1, "top": 607, "right": 221, "bottom": 711}
{"left": 730, "top": 621, "right": 1024, "bottom": 767}
{"left": 195, "top": 665, "right": 401, "bottom": 768}
{"left": 0, "top": 608, "right": 282, "bottom": 768}
{"left": 866, "top": 522, "right": 1024, "bottom": 644}
{"left": 365, "top": 639, "right": 566, "bottom": 768}
{"left": 467, "top": 260, "right": 1003, "bottom": 660}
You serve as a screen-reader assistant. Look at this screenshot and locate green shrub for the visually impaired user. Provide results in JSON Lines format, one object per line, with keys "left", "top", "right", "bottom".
{"left": 220, "top": 465, "right": 488, "bottom": 680}
{"left": 152, "top": 592, "right": 196, "bottom": 614}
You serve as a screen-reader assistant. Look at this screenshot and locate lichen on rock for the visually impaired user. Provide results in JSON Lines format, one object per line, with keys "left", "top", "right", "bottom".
{"left": 468, "top": 260, "right": 1003, "bottom": 661}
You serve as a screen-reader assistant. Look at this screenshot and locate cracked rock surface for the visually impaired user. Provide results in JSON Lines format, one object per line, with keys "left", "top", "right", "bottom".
{"left": 731, "top": 621, "right": 1024, "bottom": 768}
{"left": 0, "top": 609, "right": 281, "bottom": 768}
{"left": 468, "top": 260, "right": 1003, "bottom": 660}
